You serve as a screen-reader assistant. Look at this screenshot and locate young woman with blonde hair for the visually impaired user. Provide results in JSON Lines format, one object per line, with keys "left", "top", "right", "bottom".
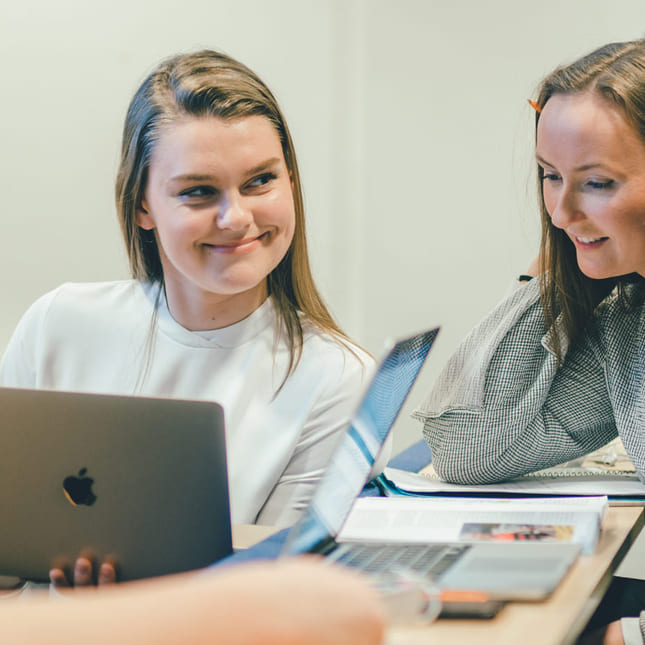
{"left": 0, "top": 49, "right": 376, "bottom": 585}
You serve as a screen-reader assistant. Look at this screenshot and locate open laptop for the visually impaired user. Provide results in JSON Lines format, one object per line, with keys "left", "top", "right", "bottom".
{"left": 0, "top": 387, "right": 232, "bottom": 582}
{"left": 282, "top": 327, "right": 581, "bottom": 601}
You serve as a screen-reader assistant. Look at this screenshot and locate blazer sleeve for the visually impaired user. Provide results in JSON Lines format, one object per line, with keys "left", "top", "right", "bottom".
{"left": 621, "top": 616, "right": 645, "bottom": 645}
{"left": 414, "top": 279, "right": 618, "bottom": 484}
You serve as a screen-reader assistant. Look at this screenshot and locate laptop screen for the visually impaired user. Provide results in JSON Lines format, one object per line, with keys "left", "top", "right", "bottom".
{"left": 282, "top": 327, "right": 439, "bottom": 555}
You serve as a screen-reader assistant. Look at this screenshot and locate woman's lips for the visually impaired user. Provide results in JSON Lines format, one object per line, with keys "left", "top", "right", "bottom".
{"left": 572, "top": 234, "right": 609, "bottom": 250}
{"left": 205, "top": 232, "right": 268, "bottom": 254}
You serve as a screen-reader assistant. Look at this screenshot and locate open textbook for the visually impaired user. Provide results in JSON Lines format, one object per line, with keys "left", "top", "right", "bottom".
{"left": 340, "top": 496, "right": 608, "bottom": 554}
{"left": 380, "top": 438, "right": 645, "bottom": 503}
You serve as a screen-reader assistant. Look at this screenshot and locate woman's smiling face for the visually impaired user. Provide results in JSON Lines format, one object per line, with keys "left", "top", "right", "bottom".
{"left": 537, "top": 91, "right": 645, "bottom": 279}
{"left": 137, "top": 114, "right": 295, "bottom": 328}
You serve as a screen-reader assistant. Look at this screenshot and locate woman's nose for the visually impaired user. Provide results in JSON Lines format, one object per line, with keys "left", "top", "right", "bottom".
{"left": 549, "top": 188, "right": 583, "bottom": 230}
{"left": 217, "top": 192, "right": 252, "bottom": 230}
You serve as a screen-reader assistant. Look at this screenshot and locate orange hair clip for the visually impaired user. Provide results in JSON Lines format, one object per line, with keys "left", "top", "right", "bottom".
{"left": 528, "top": 99, "right": 542, "bottom": 114}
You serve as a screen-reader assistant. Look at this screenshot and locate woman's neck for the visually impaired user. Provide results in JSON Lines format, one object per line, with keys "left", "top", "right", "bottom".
{"left": 162, "top": 281, "right": 269, "bottom": 331}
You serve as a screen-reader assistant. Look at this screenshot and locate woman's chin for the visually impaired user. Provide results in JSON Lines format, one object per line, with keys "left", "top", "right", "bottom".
{"left": 577, "top": 263, "right": 616, "bottom": 281}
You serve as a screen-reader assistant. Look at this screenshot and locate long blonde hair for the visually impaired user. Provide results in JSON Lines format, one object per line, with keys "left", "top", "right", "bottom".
{"left": 115, "top": 50, "right": 359, "bottom": 381}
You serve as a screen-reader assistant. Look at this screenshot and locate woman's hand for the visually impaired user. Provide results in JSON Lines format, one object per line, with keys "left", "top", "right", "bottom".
{"left": 49, "top": 556, "right": 117, "bottom": 589}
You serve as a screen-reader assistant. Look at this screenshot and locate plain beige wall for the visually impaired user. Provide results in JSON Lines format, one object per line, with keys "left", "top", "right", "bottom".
{"left": 1, "top": 0, "right": 645, "bottom": 453}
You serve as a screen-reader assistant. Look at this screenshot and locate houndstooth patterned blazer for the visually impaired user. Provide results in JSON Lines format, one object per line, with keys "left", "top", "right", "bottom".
{"left": 414, "top": 278, "right": 645, "bottom": 486}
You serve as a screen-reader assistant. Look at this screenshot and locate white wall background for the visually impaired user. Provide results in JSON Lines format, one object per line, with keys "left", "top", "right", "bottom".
{"left": 1, "top": 0, "right": 644, "bottom": 453}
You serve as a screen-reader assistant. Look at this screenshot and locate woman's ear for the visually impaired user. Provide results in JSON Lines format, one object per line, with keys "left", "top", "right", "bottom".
{"left": 136, "top": 200, "right": 155, "bottom": 231}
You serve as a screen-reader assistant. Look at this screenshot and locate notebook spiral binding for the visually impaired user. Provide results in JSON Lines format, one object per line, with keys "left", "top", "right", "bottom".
{"left": 516, "top": 467, "right": 639, "bottom": 480}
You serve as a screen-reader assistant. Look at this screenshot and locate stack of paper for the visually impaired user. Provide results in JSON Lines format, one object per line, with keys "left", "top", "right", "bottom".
{"left": 380, "top": 466, "right": 645, "bottom": 502}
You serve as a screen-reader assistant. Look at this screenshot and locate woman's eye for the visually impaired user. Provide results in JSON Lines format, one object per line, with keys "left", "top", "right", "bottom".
{"left": 542, "top": 173, "right": 561, "bottom": 183}
{"left": 247, "top": 172, "right": 276, "bottom": 189}
{"left": 587, "top": 179, "right": 614, "bottom": 190}
{"left": 179, "top": 186, "right": 216, "bottom": 199}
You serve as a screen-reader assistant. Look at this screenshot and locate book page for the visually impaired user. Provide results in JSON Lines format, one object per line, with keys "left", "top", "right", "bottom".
{"left": 339, "top": 496, "right": 606, "bottom": 553}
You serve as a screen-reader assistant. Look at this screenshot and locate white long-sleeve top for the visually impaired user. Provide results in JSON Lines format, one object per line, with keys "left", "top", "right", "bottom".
{"left": 0, "top": 280, "right": 375, "bottom": 528}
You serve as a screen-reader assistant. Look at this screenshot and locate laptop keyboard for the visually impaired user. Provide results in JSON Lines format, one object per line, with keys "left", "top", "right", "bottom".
{"left": 329, "top": 542, "right": 470, "bottom": 578}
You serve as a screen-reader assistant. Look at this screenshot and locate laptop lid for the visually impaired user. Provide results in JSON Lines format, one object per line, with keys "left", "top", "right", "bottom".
{"left": 281, "top": 327, "right": 582, "bottom": 602}
{"left": 0, "top": 387, "right": 232, "bottom": 582}
{"left": 282, "top": 327, "right": 440, "bottom": 556}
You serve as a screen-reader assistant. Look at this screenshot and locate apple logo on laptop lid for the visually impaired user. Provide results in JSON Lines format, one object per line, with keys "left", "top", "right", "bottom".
{"left": 63, "top": 468, "right": 97, "bottom": 507}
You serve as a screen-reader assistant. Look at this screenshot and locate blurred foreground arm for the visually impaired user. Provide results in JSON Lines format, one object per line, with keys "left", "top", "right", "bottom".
{"left": 1, "top": 558, "right": 386, "bottom": 645}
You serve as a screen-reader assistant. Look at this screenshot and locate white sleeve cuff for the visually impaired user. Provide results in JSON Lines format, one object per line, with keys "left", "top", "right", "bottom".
{"left": 621, "top": 617, "right": 645, "bottom": 645}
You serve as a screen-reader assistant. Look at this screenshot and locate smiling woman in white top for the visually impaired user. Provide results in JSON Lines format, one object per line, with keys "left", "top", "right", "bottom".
{"left": 0, "top": 50, "right": 376, "bottom": 587}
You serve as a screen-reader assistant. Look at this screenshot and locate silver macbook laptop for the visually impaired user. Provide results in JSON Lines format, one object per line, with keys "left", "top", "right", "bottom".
{"left": 282, "top": 328, "right": 581, "bottom": 601}
{"left": 0, "top": 388, "right": 232, "bottom": 582}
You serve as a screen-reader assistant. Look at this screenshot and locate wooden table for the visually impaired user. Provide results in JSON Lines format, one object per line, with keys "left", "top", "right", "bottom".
{"left": 232, "top": 523, "right": 280, "bottom": 550}
{"left": 235, "top": 506, "right": 643, "bottom": 645}
{"left": 387, "top": 506, "right": 644, "bottom": 645}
